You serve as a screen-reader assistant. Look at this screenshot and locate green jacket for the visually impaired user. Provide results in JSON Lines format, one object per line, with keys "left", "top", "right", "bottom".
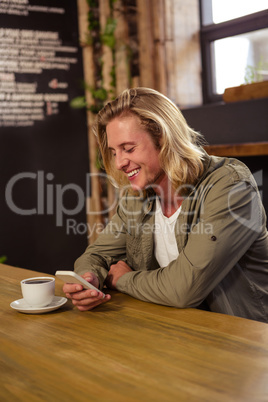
{"left": 75, "top": 154, "right": 268, "bottom": 322}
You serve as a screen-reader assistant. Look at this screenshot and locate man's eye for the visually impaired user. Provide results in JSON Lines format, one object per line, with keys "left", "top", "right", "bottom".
{"left": 125, "top": 147, "right": 134, "bottom": 153}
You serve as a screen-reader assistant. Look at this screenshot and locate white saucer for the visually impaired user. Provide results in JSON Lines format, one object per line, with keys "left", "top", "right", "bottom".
{"left": 10, "top": 296, "right": 68, "bottom": 314}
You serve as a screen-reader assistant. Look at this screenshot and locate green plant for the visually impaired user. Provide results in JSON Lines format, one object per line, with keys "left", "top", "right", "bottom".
{"left": 71, "top": 0, "right": 118, "bottom": 114}
{"left": 0, "top": 256, "right": 7, "bottom": 264}
{"left": 101, "top": 16, "right": 117, "bottom": 49}
{"left": 244, "top": 58, "right": 268, "bottom": 84}
{"left": 70, "top": 85, "right": 108, "bottom": 114}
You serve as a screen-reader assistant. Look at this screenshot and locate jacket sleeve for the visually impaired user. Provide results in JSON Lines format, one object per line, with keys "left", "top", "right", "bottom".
{"left": 116, "top": 167, "right": 265, "bottom": 307}
{"left": 74, "top": 210, "right": 128, "bottom": 289}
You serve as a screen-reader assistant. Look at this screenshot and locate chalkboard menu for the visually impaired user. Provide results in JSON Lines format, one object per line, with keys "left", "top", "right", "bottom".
{"left": 0, "top": 0, "right": 89, "bottom": 273}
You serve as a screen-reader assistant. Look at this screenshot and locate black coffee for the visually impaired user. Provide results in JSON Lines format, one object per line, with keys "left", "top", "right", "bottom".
{"left": 24, "top": 279, "right": 52, "bottom": 284}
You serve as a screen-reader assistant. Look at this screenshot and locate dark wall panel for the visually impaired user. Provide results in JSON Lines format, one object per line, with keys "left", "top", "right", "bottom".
{"left": 182, "top": 99, "right": 268, "bottom": 219}
{"left": 0, "top": 1, "right": 89, "bottom": 274}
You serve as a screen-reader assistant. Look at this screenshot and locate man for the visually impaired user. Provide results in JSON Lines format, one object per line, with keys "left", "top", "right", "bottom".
{"left": 63, "top": 87, "right": 268, "bottom": 322}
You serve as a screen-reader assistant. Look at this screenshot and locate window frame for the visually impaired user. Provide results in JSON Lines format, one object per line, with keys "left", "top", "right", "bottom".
{"left": 199, "top": 2, "right": 268, "bottom": 104}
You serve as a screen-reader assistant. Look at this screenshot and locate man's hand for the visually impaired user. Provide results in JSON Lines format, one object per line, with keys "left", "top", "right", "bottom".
{"left": 105, "top": 261, "right": 132, "bottom": 290}
{"left": 62, "top": 272, "right": 111, "bottom": 311}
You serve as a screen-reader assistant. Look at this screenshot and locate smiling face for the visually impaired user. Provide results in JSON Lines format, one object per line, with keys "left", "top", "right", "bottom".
{"left": 106, "top": 114, "right": 166, "bottom": 191}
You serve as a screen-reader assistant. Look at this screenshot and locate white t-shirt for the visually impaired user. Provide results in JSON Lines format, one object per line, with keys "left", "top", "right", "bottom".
{"left": 154, "top": 198, "right": 181, "bottom": 268}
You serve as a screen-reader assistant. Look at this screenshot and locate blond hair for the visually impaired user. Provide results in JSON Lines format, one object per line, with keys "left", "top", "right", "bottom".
{"left": 94, "top": 87, "right": 205, "bottom": 191}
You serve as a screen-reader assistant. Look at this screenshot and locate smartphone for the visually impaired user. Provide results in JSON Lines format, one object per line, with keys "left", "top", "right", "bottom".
{"left": 55, "top": 271, "right": 105, "bottom": 299}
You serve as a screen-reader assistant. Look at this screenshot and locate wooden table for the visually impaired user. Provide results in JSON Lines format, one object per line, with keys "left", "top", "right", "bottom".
{"left": 1, "top": 263, "right": 268, "bottom": 401}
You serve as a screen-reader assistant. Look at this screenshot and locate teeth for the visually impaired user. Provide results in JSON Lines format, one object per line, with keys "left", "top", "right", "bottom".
{"left": 127, "top": 169, "right": 140, "bottom": 177}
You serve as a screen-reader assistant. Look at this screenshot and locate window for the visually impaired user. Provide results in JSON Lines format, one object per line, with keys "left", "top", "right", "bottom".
{"left": 199, "top": 0, "right": 268, "bottom": 103}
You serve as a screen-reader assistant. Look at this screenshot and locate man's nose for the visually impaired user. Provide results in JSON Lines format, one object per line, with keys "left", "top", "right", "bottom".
{"left": 115, "top": 152, "right": 128, "bottom": 170}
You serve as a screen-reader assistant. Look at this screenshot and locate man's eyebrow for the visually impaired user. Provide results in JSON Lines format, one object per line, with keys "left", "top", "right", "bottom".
{"left": 108, "top": 141, "right": 136, "bottom": 150}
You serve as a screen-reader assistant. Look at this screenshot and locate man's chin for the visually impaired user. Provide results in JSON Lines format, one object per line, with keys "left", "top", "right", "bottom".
{"left": 130, "top": 183, "right": 142, "bottom": 191}
{"left": 128, "top": 179, "right": 146, "bottom": 193}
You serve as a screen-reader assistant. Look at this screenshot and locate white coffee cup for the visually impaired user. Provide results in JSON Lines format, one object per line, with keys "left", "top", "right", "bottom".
{"left": 21, "top": 277, "right": 55, "bottom": 307}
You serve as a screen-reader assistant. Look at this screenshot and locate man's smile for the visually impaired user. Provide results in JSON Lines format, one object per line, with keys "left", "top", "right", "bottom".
{"left": 126, "top": 168, "right": 141, "bottom": 178}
